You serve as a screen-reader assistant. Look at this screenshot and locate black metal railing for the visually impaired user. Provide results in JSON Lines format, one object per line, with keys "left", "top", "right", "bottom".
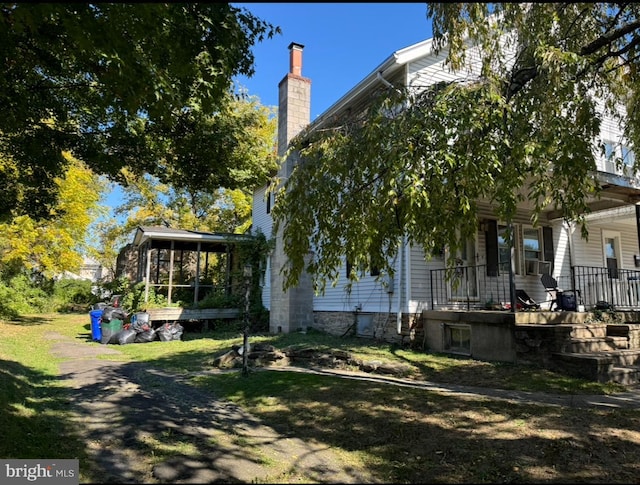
{"left": 429, "top": 264, "right": 640, "bottom": 311}
{"left": 429, "top": 264, "right": 512, "bottom": 310}
{"left": 572, "top": 265, "right": 640, "bottom": 310}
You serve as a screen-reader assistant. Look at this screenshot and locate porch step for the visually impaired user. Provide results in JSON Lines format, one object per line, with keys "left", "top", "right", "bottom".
{"left": 552, "top": 349, "right": 640, "bottom": 384}
{"left": 609, "top": 366, "right": 640, "bottom": 386}
{"left": 564, "top": 323, "right": 608, "bottom": 339}
{"left": 557, "top": 349, "right": 640, "bottom": 367}
{"left": 563, "top": 336, "right": 629, "bottom": 353}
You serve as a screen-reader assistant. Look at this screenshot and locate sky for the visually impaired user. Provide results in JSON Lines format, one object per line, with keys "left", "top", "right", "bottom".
{"left": 104, "top": 2, "right": 433, "bottom": 215}
{"left": 232, "top": 2, "right": 433, "bottom": 117}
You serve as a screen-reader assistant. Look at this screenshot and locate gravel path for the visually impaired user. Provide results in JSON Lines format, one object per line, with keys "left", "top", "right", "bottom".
{"left": 48, "top": 332, "right": 371, "bottom": 484}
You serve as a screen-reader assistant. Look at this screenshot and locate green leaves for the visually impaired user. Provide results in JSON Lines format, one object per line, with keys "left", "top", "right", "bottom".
{"left": 274, "top": 2, "right": 640, "bottom": 292}
{"left": 0, "top": 3, "right": 280, "bottom": 222}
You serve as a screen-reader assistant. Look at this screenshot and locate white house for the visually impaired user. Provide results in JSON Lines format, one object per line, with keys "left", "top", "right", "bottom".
{"left": 251, "top": 38, "right": 640, "bottom": 358}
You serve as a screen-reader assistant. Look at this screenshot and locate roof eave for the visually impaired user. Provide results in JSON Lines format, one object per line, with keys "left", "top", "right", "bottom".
{"left": 311, "top": 38, "right": 436, "bottom": 129}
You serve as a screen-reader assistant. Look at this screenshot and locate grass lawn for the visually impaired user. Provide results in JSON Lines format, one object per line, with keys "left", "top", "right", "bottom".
{"left": 1, "top": 312, "right": 639, "bottom": 483}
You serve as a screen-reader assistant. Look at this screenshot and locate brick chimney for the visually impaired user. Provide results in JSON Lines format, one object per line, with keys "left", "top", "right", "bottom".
{"left": 289, "top": 41, "right": 303, "bottom": 76}
{"left": 271, "top": 42, "right": 314, "bottom": 335}
{"left": 277, "top": 42, "right": 311, "bottom": 157}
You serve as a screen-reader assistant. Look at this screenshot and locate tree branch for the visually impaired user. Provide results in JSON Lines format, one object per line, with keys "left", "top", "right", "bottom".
{"left": 580, "top": 19, "right": 640, "bottom": 56}
{"left": 505, "top": 65, "right": 538, "bottom": 102}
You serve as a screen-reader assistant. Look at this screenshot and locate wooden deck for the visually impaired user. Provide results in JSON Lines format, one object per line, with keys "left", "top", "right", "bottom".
{"left": 146, "top": 307, "right": 240, "bottom": 323}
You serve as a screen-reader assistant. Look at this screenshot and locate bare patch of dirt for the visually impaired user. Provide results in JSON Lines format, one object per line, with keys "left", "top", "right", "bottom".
{"left": 213, "top": 342, "right": 414, "bottom": 378}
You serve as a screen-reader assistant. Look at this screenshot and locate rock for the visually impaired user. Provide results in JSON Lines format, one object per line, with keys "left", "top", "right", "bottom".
{"left": 360, "top": 360, "right": 383, "bottom": 372}
{"left": 252, "top": 342, "right": 277, "bottom": 352}
{"left": 375, "top": 362, "right": 413, "bottom": 376}
{"left": 212, "top": 350, "right": 240, "bottom": 368}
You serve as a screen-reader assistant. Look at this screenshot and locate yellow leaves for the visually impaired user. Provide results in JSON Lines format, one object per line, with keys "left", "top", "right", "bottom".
{"left": 0, "top": 154, "right": 106, "bottom": 277}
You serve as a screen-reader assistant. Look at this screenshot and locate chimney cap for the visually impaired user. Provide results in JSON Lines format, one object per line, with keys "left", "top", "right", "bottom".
{"left": 288, "top": 42, "right": 305, "bottom": 50}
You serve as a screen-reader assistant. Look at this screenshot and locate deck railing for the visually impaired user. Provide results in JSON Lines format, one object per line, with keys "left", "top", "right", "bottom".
{"left": 573, "top": 265, "right": 640, "bottom": 310}
{"left": 429, "top": 264, "right": 640, "bottom": 311}
{"left": 429, "top": 264, "right": 511, "bottom": 310}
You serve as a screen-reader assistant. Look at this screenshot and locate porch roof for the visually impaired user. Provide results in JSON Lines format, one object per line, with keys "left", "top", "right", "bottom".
{"left": 542, "top": 171, "right": 640, "bottom": 221}
{"left": 132, "top": 226, "right": 253, "bottom": 252}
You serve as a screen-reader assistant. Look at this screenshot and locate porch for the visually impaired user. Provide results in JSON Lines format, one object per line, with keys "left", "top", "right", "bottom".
{"left": 430, "top": 264, "right": 640, "bottom": 311}
{"left": 131, "top": 226, "right": 254, "bottom": 309}
{"left": 422, "top": 309, "right": 640, "bottom": 385}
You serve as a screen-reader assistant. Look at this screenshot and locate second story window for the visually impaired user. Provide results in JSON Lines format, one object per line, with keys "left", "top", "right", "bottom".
{"left": 602, "top": 140, "right": 635, "bottom": 176}
{"left": 622, "top": 145, "right": 635, "bottom": 168}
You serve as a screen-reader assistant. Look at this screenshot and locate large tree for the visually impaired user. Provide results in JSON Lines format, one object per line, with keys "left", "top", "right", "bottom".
{"left": 272, "top": 2, "right": 640, "bottom": 292}
{"left": 0, "top": 2, "right": 279, "bottom": 222}
{"left": 89, "top": 94, "right": 278, "bottom": 278}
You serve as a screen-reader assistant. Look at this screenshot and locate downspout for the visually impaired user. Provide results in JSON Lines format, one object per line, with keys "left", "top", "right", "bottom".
{"left": 377, "top": 71, "right": 394, "bottom": 89}
{"left": 565, "top": 220, "right": 576, "bottom": 288}
{"left": 396, "top": 236, "right": 405, "bottom": 334}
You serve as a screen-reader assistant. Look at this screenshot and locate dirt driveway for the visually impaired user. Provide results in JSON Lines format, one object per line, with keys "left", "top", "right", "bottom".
{"left": 48, "top": 332, "right": 372, "bottom": 484}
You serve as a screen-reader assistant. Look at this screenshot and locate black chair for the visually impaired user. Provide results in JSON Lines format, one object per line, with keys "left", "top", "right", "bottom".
{"left": 541, "top": 273, "right": 580, "bottom": 311}
{"left": 540, "top": 273, "right": 561, "bottom": 310}
{"left": 515, "top": 289, "right": 540, "bottom": 310}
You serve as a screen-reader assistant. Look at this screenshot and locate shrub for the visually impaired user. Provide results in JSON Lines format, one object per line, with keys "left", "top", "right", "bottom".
{"left": 53, "top": 278, "right": 98, "bottom": 311}
{"left": 121, "top": 281, "right": 169, "bottom": 312}
{"left": 196, "top": 290, "right": 242, "bottom": 309}
{"left": 0, "top": 274, "right": 51, "bottom": 317}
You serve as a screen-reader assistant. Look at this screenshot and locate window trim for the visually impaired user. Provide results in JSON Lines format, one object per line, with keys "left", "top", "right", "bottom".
{"left": 602, "top": 229, "right": 622, "bottom": 278}
{"left": 523, "top": 226, "right": 543, "bottom": 275}
{"left": 443, "top": 323, "right": 471, "bottom": 355}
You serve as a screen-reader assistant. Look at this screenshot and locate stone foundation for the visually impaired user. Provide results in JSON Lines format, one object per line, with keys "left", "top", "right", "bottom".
{"left": 312, "top": 311, "right": 424, "bottom": 347}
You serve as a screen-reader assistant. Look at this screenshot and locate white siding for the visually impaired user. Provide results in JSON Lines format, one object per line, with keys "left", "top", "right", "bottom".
{"left": 252, "top": 184, "right": 273, "bottom": 309}
{"left": 408, "top": 244, "right": 441, "bottom": 313}
{"left": 313, "top": 253, "right": 402, "bottom": 313}
{"left": 572, "top": 220, "right": 639, "bottom": 270}
{"left": 251, "top": 185, "right": 273, "bottom": 239}
{"left": 407, "top": 43, "right": 484, "bottom": 92}
{"left": 261, "top": 255, "right": 271, "bottom": 310}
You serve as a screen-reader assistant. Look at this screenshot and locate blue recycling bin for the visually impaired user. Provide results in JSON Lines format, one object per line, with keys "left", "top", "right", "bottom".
{"left": 89, "top": 309, "right": 103, "bottom": 342}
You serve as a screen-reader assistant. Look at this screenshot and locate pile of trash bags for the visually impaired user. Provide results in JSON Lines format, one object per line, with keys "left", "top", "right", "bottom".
{"left": 90, "top": 303, "right": 183, "bottom": 345}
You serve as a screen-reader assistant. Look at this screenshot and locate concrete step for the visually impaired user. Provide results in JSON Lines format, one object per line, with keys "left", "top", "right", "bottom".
{"left": 552, "top": 349, "right": 640, "bottom": 384}
{"left": 557, "top": 349, "right": 640, "bottom": 367}
{"left": 609, "top": 365, "right": 640, "bottom": 386}
{"left": 607, "top": 324, "right": 640, "bottom": 350}
{"left": 563, "top": 336, "right": 629, "bottom": 353}
{"left": 566, "top": 323, "right": 608, "bottom": 339}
